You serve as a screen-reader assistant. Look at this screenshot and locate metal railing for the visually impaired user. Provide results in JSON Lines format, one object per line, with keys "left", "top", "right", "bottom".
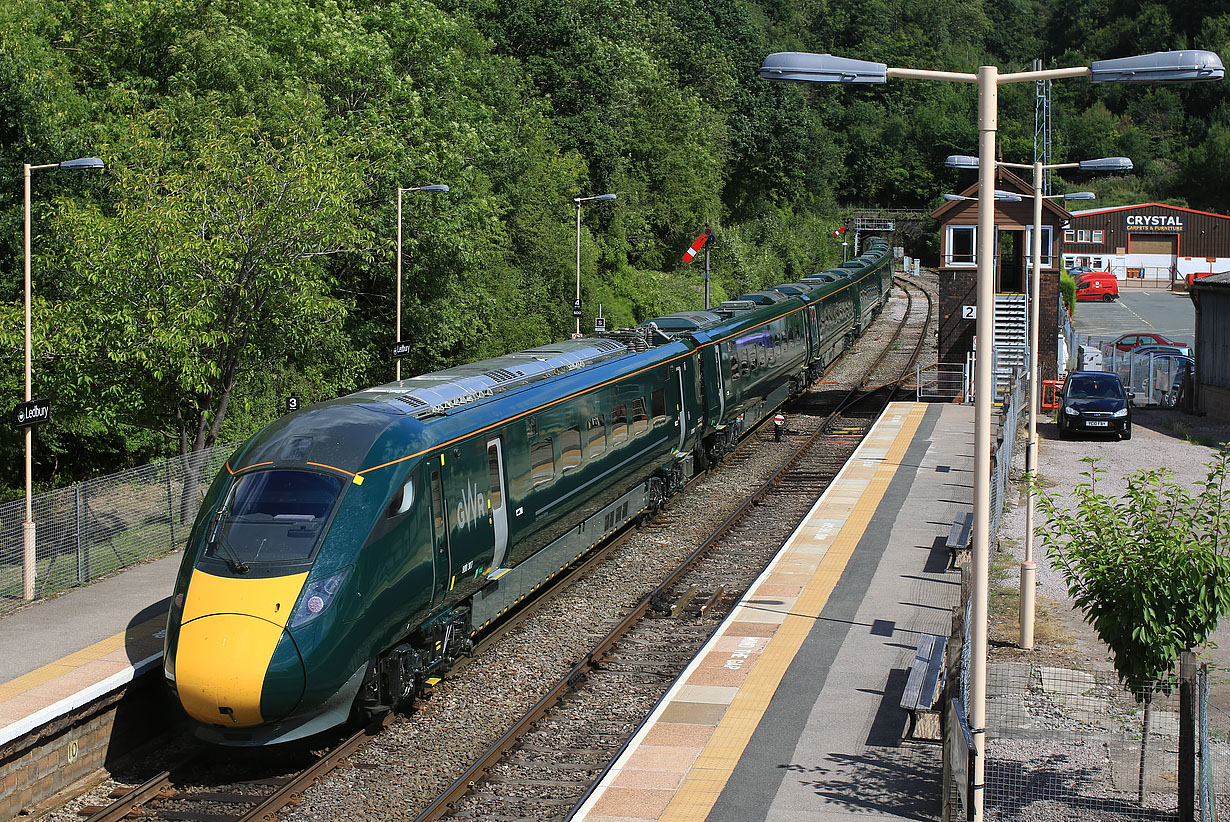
{"left": 917, "top": 363, "right": 968, "bottom": 402}
{"left": 0, "top": 444, "right": 234, "bottom": 615}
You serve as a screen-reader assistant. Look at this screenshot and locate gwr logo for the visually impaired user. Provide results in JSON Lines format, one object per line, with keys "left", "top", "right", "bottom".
{"left": 455, "top": 480, "right": 488, "bottom": 531}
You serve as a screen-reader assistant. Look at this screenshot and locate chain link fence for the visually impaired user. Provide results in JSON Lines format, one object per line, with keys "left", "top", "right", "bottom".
{"left": 983, "top": 662, "right": 1230, "bottom": 821}
{"left": 0, "top": 443, "right": 234, "bottom": 615}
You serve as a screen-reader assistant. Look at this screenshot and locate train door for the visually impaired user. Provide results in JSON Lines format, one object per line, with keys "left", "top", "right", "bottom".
{"left": 428, "top": 466, "right": 451, "bottom": 600}
{"left": 486, "top": 437, "right": 510, "bottom": 569}
{"left": 443, "top": 439, "right": 496, "bottom": 590}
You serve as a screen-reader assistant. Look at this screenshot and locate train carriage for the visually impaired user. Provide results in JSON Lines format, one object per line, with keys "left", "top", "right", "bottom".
{"left": 163, "top": 237, "right": 897, "bottom": 745}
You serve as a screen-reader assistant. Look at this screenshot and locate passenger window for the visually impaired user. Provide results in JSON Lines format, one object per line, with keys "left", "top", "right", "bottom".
{"left": 587, "top": 415, "right": 607, "bottom": 457}
{"left": 651, "top": 389, "right": 666, "bottom": 426}
{"left": 430, "top": 471, "right": 445, "bottom": 541}
{"left": 487, "top": 445, "right": 503, "bottom": 512}
{"left": 631, "top": 398, "right": 649, "bottom": 435}
{"left": 611, "top": 405, "right": 629, "bottom": 444}
{"left": 386, "top": 475, "right": 416, "bottom": 518}
{"left": 741, "top": 348, "right": 750, "bottom": 377}
{"left": 531, "top": 437, "right": 555, "bottom": 486}
{"left": 561, "top": 426, "right": 582, "bottom": 472}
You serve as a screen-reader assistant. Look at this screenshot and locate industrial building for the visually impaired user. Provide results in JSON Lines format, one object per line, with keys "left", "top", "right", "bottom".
{"left": 1063, "top": 203, "right": 1230, "bottom": 286}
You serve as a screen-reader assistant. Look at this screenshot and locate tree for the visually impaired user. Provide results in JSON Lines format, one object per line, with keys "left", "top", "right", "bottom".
{"left": 53, "top": 101, "right": 367, "bottom": 455}
{"left": 1036, "top": 454, "right": 1230, "bottom": 802}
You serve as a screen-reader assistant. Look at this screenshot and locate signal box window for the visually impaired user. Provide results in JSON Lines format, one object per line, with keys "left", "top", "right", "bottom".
{"left": 630, "top": 398, "right": 649, "bottom": 435}
{"left": 561, "top": 426, "right": 582, "bottom": 472}
{"left": 531, "top": 437, "right": 555, "bottom": 486}
{"left": 587, "top": 415, "right": 607, "bottom": 457}
{"left": 650, "top": 389, "right": 666, "bottom": 426}
{"left": 611, "top": 405, "right": 629, "bottom": 444}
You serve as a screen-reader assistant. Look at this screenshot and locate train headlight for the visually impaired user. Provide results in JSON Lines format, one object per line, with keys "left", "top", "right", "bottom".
{"left": 288, "top": 567, "right": 351, "bottom": 628}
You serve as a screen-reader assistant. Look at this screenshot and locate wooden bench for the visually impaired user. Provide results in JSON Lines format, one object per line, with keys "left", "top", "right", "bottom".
{"left": 900, "top": 632, "right": 946, "bottom": 742}
{"left": 946, "top": 512, "right": 973, "bottom": 570}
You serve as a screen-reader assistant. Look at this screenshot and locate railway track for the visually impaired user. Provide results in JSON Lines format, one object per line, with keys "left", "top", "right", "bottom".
{"left": 412, "top": 276, "right": 934, "bottom": 822}
{"left": 68, "top": 276, "right": 935, "bottom": 822}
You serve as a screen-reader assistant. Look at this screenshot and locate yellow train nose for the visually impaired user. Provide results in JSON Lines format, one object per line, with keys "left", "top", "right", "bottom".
{"left": 173, "top": 569, "right": 309, "bottom": 727}
{"left": 176, "top": 614, "right": 305, "bottom": 726}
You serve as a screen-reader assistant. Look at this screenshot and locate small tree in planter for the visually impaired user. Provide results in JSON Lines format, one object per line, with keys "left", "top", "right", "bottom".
{"left": 1036, "top": 453, "right": 1230, "bottom": 803}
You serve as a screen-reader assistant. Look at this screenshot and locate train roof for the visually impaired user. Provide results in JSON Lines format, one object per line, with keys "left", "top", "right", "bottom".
{"left": 348, "top": 337, "right": 633, "bottom": 420}
{"left": 643, "top": 311, "right": 725, "bottom": 331}
{"left": 735, "top": 291, "right": 789, "bottom": 305}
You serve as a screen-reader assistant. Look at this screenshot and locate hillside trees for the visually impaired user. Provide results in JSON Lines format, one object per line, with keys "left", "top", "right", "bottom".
{"left": 55, "top": 103, "right": 368, "bottom": 456}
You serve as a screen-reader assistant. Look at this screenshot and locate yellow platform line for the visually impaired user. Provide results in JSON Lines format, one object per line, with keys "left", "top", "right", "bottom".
{"left": 660, "top": 403, "right": 927, "bottom": 821}
{"left": 0, "top": 614, "right": 166, "bottom": 701}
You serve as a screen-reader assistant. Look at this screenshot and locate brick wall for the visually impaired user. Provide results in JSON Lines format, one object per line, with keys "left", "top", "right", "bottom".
{"left": 0, "top": 674, "right": 179, "bottom": 819}
{"left": 938, "top": 269, "right": 1062, "bottom": 383}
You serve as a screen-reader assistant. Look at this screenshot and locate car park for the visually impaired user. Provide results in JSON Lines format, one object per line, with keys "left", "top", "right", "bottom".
{"left": 1057, "top": 371, "right": 1131, "bottom": 440}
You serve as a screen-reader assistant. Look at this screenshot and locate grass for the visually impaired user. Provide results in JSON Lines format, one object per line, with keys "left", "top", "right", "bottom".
{"left": 987, "top": 536, "right": 1076, "bottom": 663}
{"left": 1159, "top": 420, "right": 1221, "bottom": 448}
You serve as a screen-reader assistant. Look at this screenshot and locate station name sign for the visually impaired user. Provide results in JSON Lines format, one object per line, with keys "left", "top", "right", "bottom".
{"left": 1124, "top": 213, "right": 1185, "bottom": 233}
{"left": 13, "top": 399, "right": 50, "bottom": 428}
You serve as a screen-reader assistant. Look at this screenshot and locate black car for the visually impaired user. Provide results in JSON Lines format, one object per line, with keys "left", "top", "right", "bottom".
{"left": 1057, "top": 371, "right": 1131, "bottom": 440}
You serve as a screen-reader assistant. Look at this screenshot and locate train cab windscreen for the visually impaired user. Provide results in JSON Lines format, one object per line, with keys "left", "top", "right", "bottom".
{"left": 202, "top": 469, "right": 344, "bottom": 573}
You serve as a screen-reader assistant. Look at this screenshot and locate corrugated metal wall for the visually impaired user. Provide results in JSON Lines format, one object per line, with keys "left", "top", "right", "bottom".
{"left": 1198, "top": 288, "right": 1230, "bottom": 390}
{"left": 1066, "top": 204, "right": 1230, "bottom": 258}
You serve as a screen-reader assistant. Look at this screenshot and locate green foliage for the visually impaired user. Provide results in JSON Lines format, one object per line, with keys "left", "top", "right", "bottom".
{"left": 1058, "top": 270, "right": 1076, "bottom": 316}
{"left": 0, "top": 0, "right": 1227, "bottom": 494}
{"left": 51, "top": 102, "right": 367, "bottom": 454}
{"left": 1037, "top": 455, "right": 1230, "bottom": 698}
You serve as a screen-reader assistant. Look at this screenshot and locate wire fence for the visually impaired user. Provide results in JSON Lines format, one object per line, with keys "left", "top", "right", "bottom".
{"left": 983, "top": 662, "right": 1230, "bottom": 822}
{"left": 0, "top": 444, "right": 234, "bottom": 615}
{"left": 1073, "top": 333, "right": 1193, "bottom": 408}
{"left": 989, "top": 371, "right": 1026, "bottom": 548}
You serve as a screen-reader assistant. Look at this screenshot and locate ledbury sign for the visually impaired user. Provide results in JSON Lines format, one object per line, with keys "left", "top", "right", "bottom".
{"left": 13, "top": 399, "right": 50, "bottom": 428}
{"left": 1124, "top": 214, "right": 1185, "bottom": 233}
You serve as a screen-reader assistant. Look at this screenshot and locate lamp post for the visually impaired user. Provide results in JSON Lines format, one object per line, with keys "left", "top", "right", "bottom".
{"left": 761, "top": 48, "right": 1222, "bottom": 821}
{"left": 574, "top": 194, "right": 616, "bottom": 337}
{"left": 948, "top": 155, "right": 1128, "bottom": 651}
{"left": 22, "top": 156, "right": 105, "bottom": 601}
{"left": 395, "top": 184, "right": 450, "bottom": 381}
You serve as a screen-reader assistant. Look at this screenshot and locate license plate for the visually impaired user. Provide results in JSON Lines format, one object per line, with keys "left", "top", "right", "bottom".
{"left": 1087, "top": 420, "right": 1108, "bottom": 427}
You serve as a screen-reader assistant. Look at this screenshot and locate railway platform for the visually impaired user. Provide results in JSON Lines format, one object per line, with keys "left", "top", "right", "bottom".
{"left": 0, "top": 400, "right": 969, "bottom": 821}
{"left": 573, "top": 400, "right": 970, "bottom": 822}
{"left": 0, "top": 550, "right": 179, "bottom": 818}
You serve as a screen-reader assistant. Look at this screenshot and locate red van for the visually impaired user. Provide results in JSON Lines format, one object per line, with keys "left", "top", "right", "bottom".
{"left": 1075, "top": 272, "right": 1119, "bottom": 302}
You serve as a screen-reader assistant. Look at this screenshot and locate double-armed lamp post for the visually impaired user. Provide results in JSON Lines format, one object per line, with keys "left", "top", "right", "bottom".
{"left": 395, "top": 184, "right": 450, "bottom": 381}
{"left": 947, "top": 153, "right": 1131, "bottom": 651}
{"left": 574, "top": 194, "right": 616, "bottom": 337}
{"left": 22, "top": 157, "right": 105, "bottom": 601}
{"left": 760, "top": 48, "right": 1222, "bottom": 821}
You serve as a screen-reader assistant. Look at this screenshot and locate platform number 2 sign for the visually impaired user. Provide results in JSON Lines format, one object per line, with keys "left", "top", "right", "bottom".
{"left": 962, "top": 305, "right": 976, "bottom": 320}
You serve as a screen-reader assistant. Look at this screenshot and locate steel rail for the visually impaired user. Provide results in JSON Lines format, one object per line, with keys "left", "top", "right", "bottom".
{"left": 414, "top": 280, "right": 932, "bottom": 822}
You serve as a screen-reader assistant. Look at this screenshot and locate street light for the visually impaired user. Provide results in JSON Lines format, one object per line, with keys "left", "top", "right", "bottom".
{"left": 395, "top": 184, "right": 450, "bottom": 381}
{"left": 761, "top": 48, "right": 1221, "bottom": 822}
{"left": 22, "top": 156, "right": 105, "bottom": 601}
{"left": 573, "top": 194, "right": 616, "bottom": 337}
{"left": 943, "top": 191, "right": 1025, "bottom": 202}
{"left": 948, "top": 154, "right": 1127, "bottom": 651}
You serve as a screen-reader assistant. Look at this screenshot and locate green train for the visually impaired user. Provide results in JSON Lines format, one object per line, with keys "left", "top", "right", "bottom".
{"left": 162, "top": 237, "right": 894, "bottom": 744}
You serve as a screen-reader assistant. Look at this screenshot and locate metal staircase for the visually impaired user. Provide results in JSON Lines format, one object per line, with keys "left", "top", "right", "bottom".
{"left": 994, "top": 294, "right": 1028, "bottom": 398}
